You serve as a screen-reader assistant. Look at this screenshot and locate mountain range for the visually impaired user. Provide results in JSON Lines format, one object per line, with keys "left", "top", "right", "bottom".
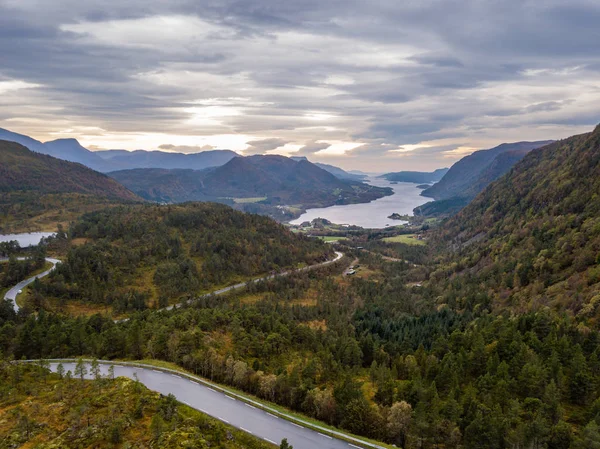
{"left": 109, "top": 155, "right": 391, "bottom": 219}
{"left": 0, "top": 127, "right": 364, "bottom": 182}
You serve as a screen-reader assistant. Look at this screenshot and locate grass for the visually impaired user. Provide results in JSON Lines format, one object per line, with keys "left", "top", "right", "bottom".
{"left": 318, "top": 236, "right": 346, "bottom": 242}
{"left": 232, "top": 197, "right": 267, "bottom": 204}
{"left": 382, "top": 234, "right": 426, "bottom": 245}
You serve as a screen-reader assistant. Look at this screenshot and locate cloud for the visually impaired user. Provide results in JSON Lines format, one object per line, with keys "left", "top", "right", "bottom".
{"left": 295, "top": 140, "right": 331, "bottom": 155}
{"left": 158, "top": 143, "right": 217, "bottom": 153}
{"left": 0, "top": 0, "right": 599, "bottom": 170}
{"left": 244, "top": 137, "right": 288, "bottom": 154}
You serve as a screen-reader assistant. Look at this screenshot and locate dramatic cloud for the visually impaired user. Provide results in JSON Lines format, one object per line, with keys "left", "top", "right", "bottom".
{"left": 0, "top": 0, "right": 599, "bottom": 171}
{"left": 295, "top": 140, "right": 331, "bottom": 156}
{"left": 244, "top": 138, "right": 288, "bottom": 154}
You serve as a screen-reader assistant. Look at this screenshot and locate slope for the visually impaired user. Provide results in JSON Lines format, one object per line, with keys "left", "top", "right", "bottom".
{"left": 422, "top": 140, "right": 553, "bottom": 200}
{"left": 434, "top": 125, "right": 600, "bottom": 316}
{"left": 0, "top": 140, "right": 140, "bottom": 232}
{"left": 44, "top": 138, "right": 117, "bottom": 172}
{"left": 110, "top": 155, "right": 392, "bottom": 219}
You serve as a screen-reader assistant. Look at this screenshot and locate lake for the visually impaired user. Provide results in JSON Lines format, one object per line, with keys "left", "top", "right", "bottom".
{"left": 291, "top": 178, "right": 428, "bottom": 228}
{"left": 0, "top": 232, "right": 55, "bottom": 247}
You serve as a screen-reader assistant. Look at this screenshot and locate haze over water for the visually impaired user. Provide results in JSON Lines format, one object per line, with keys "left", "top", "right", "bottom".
{"left": 291, "top": 178, "right": 428, "bottom": 228}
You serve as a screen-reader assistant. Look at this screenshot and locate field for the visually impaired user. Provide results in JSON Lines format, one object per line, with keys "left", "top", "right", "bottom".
{"left": 232, "top": 197, "right": 267, "bottom": 204}
{"left": 318, "top": 236, "right": 347, "bottom": 242}
{"left": 382, "top": 234, "right": 426, "bottom": 245}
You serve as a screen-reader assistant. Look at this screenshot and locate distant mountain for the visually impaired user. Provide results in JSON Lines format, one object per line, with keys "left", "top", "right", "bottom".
{"left": 0, "top": 127, "right": 119, "bottom": 172}
{"left": 422, "top": 141, "right": 553, "bottom": 200}
{"left": 110, "top": 155, "right": 391, "bottom": 219}
{"left": 435, "top": 124, "right": 600, "bottom": 312}
{"left": 44, "top": 138, "right": 117, "bottom": 172}
{"left": 380, "top": 168, "right": 449, "bottom": 184}
{"left": 0, "top": 140, "right": 140, "bottom": 232}
{"left": 0, "top": 128, "right": 50, "bottom": 155}
{"left": 290, "top": 157, "right": 366, "bottom": 181}
{"left": 0, "top": 127, "right": 237, "bottom": 173}
{"left": 95, "top": 148, "right": 238, "bottom": 171}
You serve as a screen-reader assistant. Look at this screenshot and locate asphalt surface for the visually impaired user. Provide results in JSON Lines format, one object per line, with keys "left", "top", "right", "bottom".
{"left": 3, "top": 257, "right": 60, "bottom": 312}
{"left": 165, "top": 250, "right": 343, "bottom": 311}
{"left": 49, "top": 361, "right": 374, "bottom": 449}
{"left": 3, "top": 251, "right": 343, "bottom": 315}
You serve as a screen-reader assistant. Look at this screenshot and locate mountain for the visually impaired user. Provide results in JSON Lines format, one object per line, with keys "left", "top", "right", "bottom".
{"left": 44, "top": 138, "right": 117, "bottom": 172}
{"left": 0, "top": 127, "right": 49, "bottom": 155}
{"left": 422, "top": 140, "right": 553, "bottom": 200}
{"left": 290, "top": 157, "right": 366, "bottom": 181}
{"left": 0, "top": 127, "right": 237, "bottom": 173}
{"left": 109, "top": 155, "right": 391, "bottom": 219}
{"left": 0, "top": 127, "right": 119, "bottom": 172}
{"left": 436, "top": 124, "right": 600, "bottom": 313}
{"left": 95, "top": 148, "right": 238, "bottom": 171}
{"left": 0, "top": 140, "right": 140, "bottom": 232}
{"left": 380, "top": 168, "right": 449, "bottom": 184}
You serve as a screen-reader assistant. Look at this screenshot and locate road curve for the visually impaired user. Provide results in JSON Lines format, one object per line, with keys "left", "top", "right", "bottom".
{"left": 45, "top": 360, "right": 382, "bottom": 449}
{"left": 164, "top": 250, "right": 344, "bottom": 312}
{"left": 3, "top": 257, "right": 60, "bottom": 312}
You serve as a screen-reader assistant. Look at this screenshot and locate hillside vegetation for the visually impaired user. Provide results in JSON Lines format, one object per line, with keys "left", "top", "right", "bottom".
{"left": 417, "top": 141, "right": 553, "bottom": 217}
{"left": 0, "top": 362, "right": 274, "bottom": 449}
{"left": 0, "top": 140, "right": 141, "bottom": 232}
{"left": 29, "top": 202, "right": 331, "bottom": 314}
{"left": 433, "top": 125, "right": 600, "bottom": 317}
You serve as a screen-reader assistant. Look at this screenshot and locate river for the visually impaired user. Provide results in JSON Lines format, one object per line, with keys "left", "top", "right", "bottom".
{"left": 0, "top": 232, "right": 54, "bottom": 247}
{"left": 290, "top": 178, "right": 428, "bottom": 228}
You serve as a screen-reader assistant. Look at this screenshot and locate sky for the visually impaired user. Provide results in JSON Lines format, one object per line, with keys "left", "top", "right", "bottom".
{"left": 1, "top": 0, "right": 599, "bottom": 172}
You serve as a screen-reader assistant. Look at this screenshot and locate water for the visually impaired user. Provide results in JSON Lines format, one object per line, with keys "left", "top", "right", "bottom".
{"left": 291, "top": 178, "right": 428, "bottom": 228}
{"left": 0, "top": 232, "right": 55, "bottom": 247}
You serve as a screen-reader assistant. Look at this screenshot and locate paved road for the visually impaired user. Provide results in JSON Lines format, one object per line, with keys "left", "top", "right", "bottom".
{"left": 49, "top": 361, "right": 379, "bottom": 449}
{"left": 3, "top": 257, "right": 60, "bottom": 312}
{"left": 165, "top": 250, "right": 343, "bottom": 311}
{"left": 3, "top": 252, "right": 343, "bottom": 315}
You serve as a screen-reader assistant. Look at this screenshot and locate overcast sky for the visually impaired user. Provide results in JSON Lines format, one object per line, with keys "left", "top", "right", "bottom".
{"left": 1, "top": 0, "right": 599, "bottom": 172}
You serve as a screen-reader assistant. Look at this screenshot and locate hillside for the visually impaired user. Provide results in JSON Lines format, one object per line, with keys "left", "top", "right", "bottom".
{"left": 422, "top": 140, "right": 553, "bottom": 200}
{"left": 434, "top": 124, "right": 600, "bottom": 315}
{"left": 0, "top": 140, "right": 141, "bottom": 232}
{"left": 110, "top": 155, "right": 392, "bottom": 219}
{"left": 380, "top": 168, "right": 448, "bottom": 184}
{"left": 29, "top": 202, "right": 332, "bottom": 315}
{"left": 0, "top": 362, "right": 274, "bottom": 449}
{"left": 96, "top": 148, "right": 238, "bottom": 171}
{"left": 291, "top": 156, "right": 365, "bottom": 180}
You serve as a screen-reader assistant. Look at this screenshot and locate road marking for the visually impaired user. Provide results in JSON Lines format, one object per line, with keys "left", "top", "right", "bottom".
{"left": 241, "top": 427, "right": 252, "bottom": 434}
{"left": 245, "top": 403, "right": 256, "bottom": 409}
{"left": 183, "top": 401, "right": 191, "bottom": 406}
{"left": 218, "top": 417, "right": 229, "bottom": 424}
{"left": 171, "top": 374, "right": 181, "bottom": 379}
{"left": 265, "top": 439, "right": 277, "bottom": 445}
{"left": 226, "top": 396, "right": 235, "bottom": 401}
{"left": 207, "top": 388, "right": 216, "bottom": 393}
{"left": 349, "top": 445, "right": 362, "bottom": 448}
{"left": 153, "top": 369, "right": 161, "bottom": 373}
{"left": 319, "top": 432, "right": 332, "bottom": 439}
{"left": 292, "top": 423, "right": 303, "bottom": 429}
{"left": 267, "top": 413, "right": 278, "bottom": 418}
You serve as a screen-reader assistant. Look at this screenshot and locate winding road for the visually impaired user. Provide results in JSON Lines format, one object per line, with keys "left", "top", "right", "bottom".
{"left": 3, "top": 251, "right": 344, "bottom": 314}
{"left": 2, "top": 257, "right": 61, "bottom": 312}
{"left": 42, "top": 360, "right": 381, "bottom": 449}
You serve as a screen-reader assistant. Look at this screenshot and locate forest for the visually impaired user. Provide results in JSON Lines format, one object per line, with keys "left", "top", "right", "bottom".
{"left": 28, "top": 203, "right": 331, "bottom": 314}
